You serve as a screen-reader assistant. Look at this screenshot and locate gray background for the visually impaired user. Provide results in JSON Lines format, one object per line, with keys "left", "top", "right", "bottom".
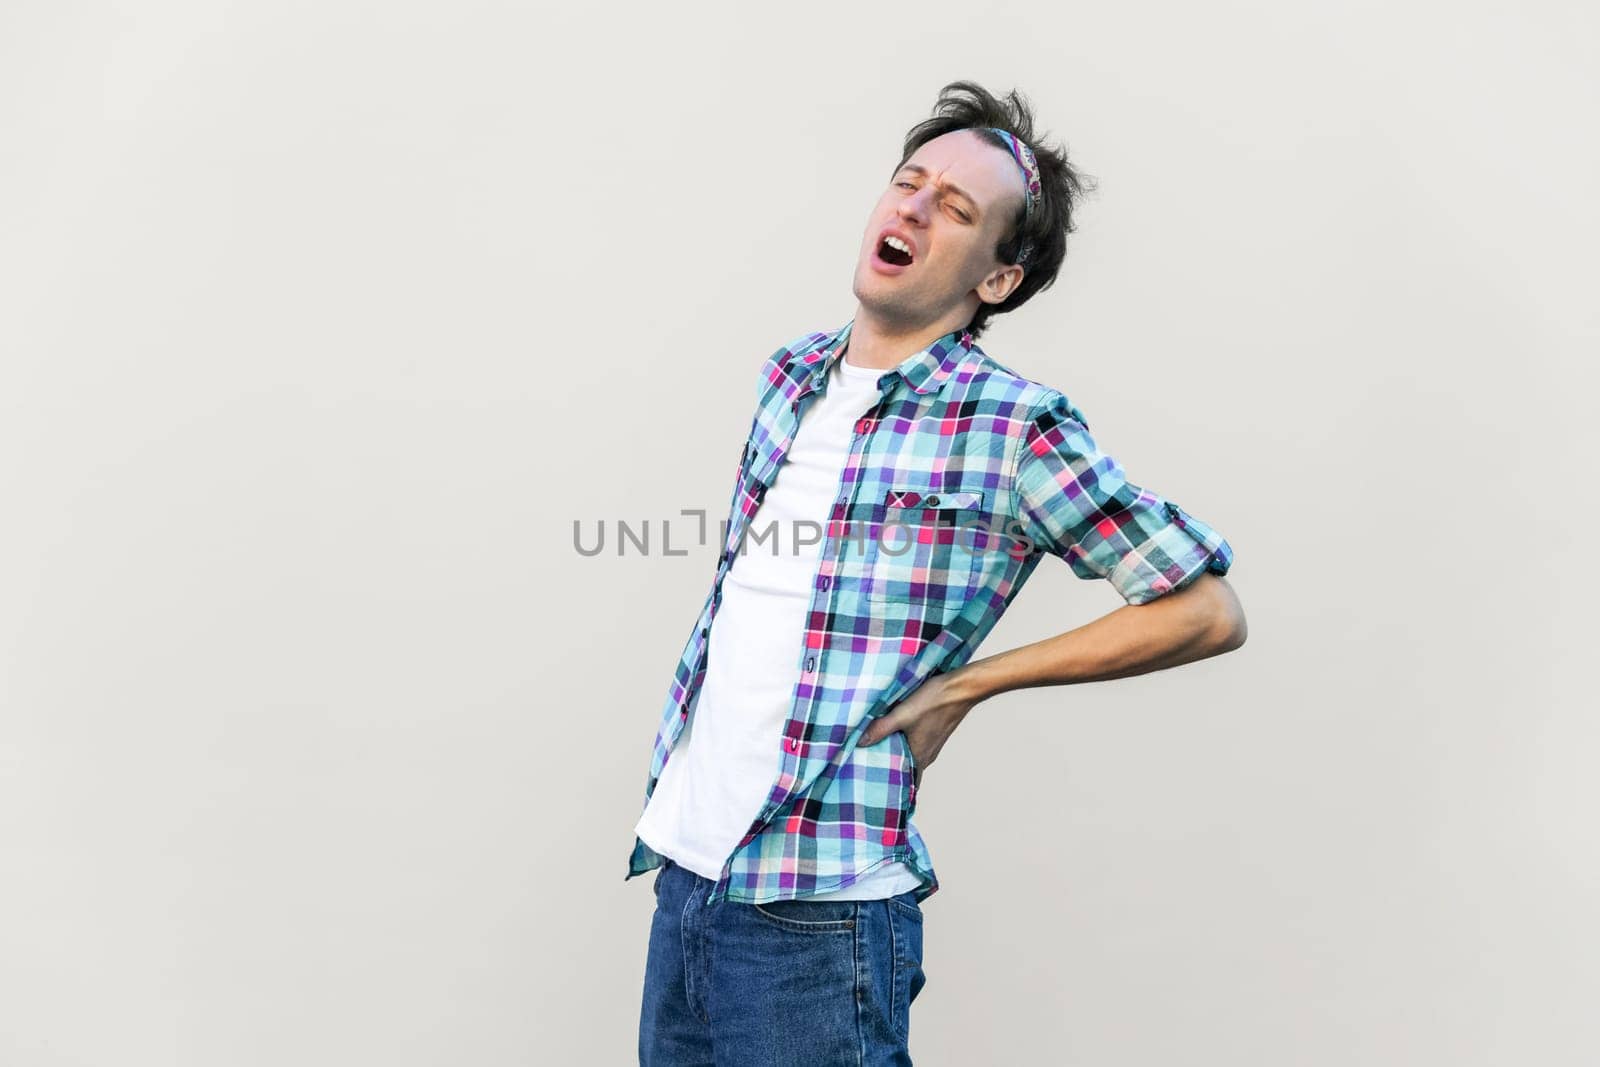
{"left": 2, "top": 2, "right": 1595, "bottom": 1064}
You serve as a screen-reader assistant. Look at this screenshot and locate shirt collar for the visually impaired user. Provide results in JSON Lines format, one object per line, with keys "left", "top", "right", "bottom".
{"left": 796, "top": 318, "right": 976, "bottom": 397}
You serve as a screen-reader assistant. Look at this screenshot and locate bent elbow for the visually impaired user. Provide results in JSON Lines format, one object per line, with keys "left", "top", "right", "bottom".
{"left": 1220, "top": 610, "right": 1247, "bottom": 652}
{"left": 1203, "top": 576, "right": 1247, "bottom": 653}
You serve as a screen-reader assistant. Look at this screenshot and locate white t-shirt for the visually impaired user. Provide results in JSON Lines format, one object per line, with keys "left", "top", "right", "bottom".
{"left": 634, "top": 351, "right": 923, "bottom": 900}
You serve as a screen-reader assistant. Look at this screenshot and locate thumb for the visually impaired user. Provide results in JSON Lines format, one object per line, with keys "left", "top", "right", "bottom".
{"left": 860, "top": 713, "right": 900, "bottom": 746}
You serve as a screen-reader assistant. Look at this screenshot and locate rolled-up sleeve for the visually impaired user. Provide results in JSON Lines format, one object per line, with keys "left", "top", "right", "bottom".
{"left": 1012, "top": 391, "right": 1234, "bottom": 605}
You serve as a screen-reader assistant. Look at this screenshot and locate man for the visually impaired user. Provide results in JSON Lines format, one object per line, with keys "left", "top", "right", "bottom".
{"left": 626, "top": 80, "right": 1247, "bottom": 1066}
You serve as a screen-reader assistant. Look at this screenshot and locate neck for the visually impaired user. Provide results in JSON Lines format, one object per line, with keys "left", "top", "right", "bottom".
{"left": 842, "top": 303, "right": 973, "bottom": 369}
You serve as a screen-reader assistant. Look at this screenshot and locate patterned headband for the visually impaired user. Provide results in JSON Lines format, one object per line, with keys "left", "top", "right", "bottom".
{"left": 983, "top": 127, "right": 1041, "bottom": 266}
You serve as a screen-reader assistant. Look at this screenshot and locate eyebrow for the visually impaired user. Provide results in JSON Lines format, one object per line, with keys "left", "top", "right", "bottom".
{"left": 895, "top": 163, "right": 981, "bottom": 217}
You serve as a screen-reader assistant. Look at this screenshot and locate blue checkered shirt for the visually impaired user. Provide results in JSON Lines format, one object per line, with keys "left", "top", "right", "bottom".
{"left": 625, "top": 319, "right": 1234, "bottom": 904}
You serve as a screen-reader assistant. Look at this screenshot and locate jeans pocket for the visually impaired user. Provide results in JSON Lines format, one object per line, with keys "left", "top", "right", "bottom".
{"left": 750, "top": 897, "right": 858, "bottom": 932}
{"left": 888, "top": 891, "right": 925, "bottom": 1039}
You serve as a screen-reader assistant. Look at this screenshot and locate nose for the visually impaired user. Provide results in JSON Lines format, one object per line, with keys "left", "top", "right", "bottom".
{"left": 897, "top": 186, "right": 934, "bottom": 224}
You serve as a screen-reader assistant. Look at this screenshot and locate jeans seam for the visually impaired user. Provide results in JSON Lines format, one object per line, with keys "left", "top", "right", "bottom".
{"left": 679, "top": 870, "right": 709, "bottom": 1025}
{"left": 854, "top": 910, "right": 866, "bottom": 1067}
{"left": 888, "top": 898, "right": 903, "bottom": 1041}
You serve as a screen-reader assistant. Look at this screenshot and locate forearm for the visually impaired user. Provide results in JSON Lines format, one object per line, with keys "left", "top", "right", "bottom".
{"left": 948, "top": 573, "right": 1245, "bottom": 705}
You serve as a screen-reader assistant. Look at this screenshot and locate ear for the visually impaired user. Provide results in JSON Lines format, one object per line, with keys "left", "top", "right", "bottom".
{"left": 976, "top": 262, "right": 1024, "bottom": 306}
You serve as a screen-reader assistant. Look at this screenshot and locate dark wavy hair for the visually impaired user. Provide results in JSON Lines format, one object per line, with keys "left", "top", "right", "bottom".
{"left": 895, "top": 80, "right": 1097, "bottom": 339}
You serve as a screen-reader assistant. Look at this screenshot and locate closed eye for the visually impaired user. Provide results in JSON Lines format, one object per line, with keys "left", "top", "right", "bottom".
{"left": 896, "top": 182, "right": 974, "bottom": 223}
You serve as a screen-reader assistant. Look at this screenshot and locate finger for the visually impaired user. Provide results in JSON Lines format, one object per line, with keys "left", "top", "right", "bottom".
{"left": 860, "top": 714, "right": 900, "bottom": 746}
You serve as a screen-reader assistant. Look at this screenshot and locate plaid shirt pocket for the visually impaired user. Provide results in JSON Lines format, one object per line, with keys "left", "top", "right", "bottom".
{"left": 839, "top": 488, "right": 989, "bottom": 605}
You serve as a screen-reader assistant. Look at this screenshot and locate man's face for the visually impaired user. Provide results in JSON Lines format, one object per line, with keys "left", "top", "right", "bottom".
{"left": 852, "top": 128, "right": 1027, "bottom": 331}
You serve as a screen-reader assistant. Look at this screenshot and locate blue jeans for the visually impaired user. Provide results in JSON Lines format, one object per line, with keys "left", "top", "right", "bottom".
{"left": 639, "top": 858, "right": 928, "bottom": 1066}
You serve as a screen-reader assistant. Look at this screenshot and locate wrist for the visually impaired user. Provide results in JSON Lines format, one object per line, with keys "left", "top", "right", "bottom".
{"left": 945, "top": 656, "right": 1001, "bottom": 707}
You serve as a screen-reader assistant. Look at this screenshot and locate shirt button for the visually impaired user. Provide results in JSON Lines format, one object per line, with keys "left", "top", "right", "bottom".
{"left": 700, "top": 627, "right": 708, "bottom": 638}
{"left": 784, "top": 738, "right": 798, "bottom": 752}
{"left": 819, "top": 576, "right": 831, "bottom": 591}
{"left": 804, "top": 656, "right": 816, "bottom": 672}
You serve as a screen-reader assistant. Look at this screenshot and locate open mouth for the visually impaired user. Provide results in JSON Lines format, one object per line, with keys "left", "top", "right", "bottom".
{"left": 877, "top": 235, "right": 914, "bottom": 267}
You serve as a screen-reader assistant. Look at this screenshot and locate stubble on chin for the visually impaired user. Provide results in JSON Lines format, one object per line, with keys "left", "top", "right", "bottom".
{"left": 852, "top": 274, "right": 926, "bottom": 333}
